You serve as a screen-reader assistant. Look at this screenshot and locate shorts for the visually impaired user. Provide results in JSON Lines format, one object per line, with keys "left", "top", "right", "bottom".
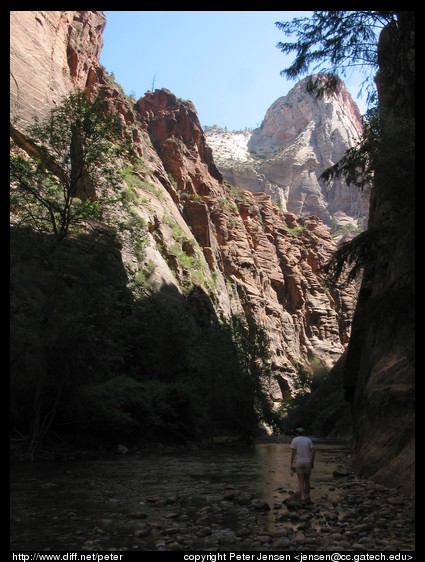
{"left": 294, "top": 461, "right": 312, "bottom": 474}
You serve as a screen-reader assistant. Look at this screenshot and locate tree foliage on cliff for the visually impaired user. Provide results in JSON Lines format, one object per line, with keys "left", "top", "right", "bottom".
{"left": 10, "top": 91, "right": 133, "bottom": 242}
{"left": 10, "top": 226, "right": 279, "bottom": 455}
{"left": 276, "top": 11, "right": 397, "bottom": 106}
{"left": 276, "top": 11, "right": 415, "bottom": 286}
{"left": 321, "top": 110, "right": 414, "bottom": 286}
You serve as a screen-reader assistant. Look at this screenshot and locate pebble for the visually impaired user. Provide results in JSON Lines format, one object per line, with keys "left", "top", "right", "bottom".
{"left": 275, "top": 484, "right": 412, "bottom": 551}
{"left": 11, "top": 458, "right": 415, "bottom": 552}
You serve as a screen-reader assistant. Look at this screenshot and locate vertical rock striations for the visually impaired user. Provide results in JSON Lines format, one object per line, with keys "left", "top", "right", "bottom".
{"left": 10, "top": 12, "right": 356, "bottom": 410}
{"left": 10, "top": 11, "right": 106, "bottom": 125}
{"left": 136, "top": 88, "right": 357, "bottom": 382}
{"left": 205, "top": 77, "right": 368, "bottom": 228}
{"left": 342, "top": 12, "right": 415, "bottom": 496}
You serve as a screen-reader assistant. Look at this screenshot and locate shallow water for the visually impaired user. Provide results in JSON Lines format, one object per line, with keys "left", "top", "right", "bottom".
{"left": 10, "top": 439, "right": 351, "bottom": 551}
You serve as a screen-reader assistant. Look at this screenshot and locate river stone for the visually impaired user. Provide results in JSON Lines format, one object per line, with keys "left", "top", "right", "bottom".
{"left": 235, "top": 529, "right": 250, "bottom": 538}
{"left": 237, "top": 494, "right": 252, "bottom": 505}
{"left": 165, "top": 495, "right": 178, "bottom": 504}
{"left": 284, "top": 500, "right": 299, "bottom": 509}
{"left": 359, "top": 538, "right": 376, "bottom": 547}
{"left": 330, "top": 532, "right": 344, "bottom": 540}
{"left": 146, "top": 496, "right": 161, "bottom": 503}
{"left": 168, "top": 542, "right": 183, "bottom": 550}
{"left": 337, "top": 540, "right": 353, "bottom": 548}
{"left": 295, "top": 531, "right": 306, "bottom": 543}
{"left": 333, "top": 467, "right": 349, "bottom": 477}
{"left": 352, "top": 523, "right": 370, "bottom": 532}
{"left": 163, "top": 526, "right": 182, "bottom": 534}
{"left": 197, "top": 526, "right": 212, "bottom": 536}
{"left": 388, "top": 496, "right": 406, "bottom": 505}
{"left": 222, "top": 535, "right": 241, "bottom": 545}
{"left": 255, "top": 534, "right": 272, "bottom": 543}
{"left": 251, "top": 499, "right": 271, "bottom": 510}
{"left": 134, "top": 525, "right": 151, "bottom": 537}
{"left": 271, "top": 526, "right": 291, "bottom": 537}
{"left": 164, "top": 512, "right": 179, "bottom": 519}
{"left": 129, "top": 512, "right": 148, "bottom": 519}
{"left": 95, "top": 519, "right": 113, "bottom": 525}
{"left": 272, "top": 537, "right": 292, "bottom": 548}
{"left": 238, "top": 507, "right": 250, "bottom": 516}
{"left": 203, "top": 536, "right": 219, "bottom": 547}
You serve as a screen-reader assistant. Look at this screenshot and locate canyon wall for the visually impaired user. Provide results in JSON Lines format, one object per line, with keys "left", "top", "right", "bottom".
{"left": 205, "top": 78, "right": 368, "bottom": 229}
{"left": 341, "top": 12, "right": 415, "bottom": 496}
{"left": 12, "top": 12, "right": 415, "bottom": 496}
{"left": 10, "top": 14, "right": 356, "bottom": 410}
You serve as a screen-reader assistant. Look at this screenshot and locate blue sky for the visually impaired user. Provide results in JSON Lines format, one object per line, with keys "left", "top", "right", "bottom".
{"left": 100, "top": 11, "right": 369, "bottom": 131}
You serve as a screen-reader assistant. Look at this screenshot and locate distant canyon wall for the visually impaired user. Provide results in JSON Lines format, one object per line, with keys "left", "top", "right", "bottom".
{"left": 205, "top": 78, "right": 369, "bottom": 229}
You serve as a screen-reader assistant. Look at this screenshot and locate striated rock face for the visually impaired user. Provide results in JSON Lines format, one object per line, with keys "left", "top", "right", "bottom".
{"left": 137, "top": 89, "right": 223, "bottom": 194}
{"left": 342, "top": 13, "right": 415, "bottom": 497}
{"left": 205, "top": 77, "right": 368, "bottom": 227}
{"left": 135, "top": 88, "right": 357, "bottom": 381}
{"left": 10, "top": 9, "right": 415, "bottom": 499}
{"left": 10, "top": 11, "right": 106, "bottom": 125}
{"left": 9, "top": 12, "right": 356, "bottom": 399}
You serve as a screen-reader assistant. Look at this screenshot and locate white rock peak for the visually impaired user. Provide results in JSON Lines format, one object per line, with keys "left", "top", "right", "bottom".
{"left": 205, "top": 77, "right": 369, "bottom": 229}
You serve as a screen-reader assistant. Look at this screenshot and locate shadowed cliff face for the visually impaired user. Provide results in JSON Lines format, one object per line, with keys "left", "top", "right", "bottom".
{"left": 10, "top": 12, "right": 356, "bottom": 403}
{"left": 342, "top": 13, "right": 415, "bottom": 496}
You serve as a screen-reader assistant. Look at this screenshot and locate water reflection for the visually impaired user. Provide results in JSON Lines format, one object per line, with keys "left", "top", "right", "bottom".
{"left": 254, "top": 443, "right": 293, "bottom": 493}
{"left": 253, "top": 440, "right": 351, "bottom": 529}
{"left": 254, "top": 440, "right": 352, "bottom": 496}
{"left": 10, "top": 440, "right": 351, "bottom": 550}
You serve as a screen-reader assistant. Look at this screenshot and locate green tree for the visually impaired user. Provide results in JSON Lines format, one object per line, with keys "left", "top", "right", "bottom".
{"left": 10, "top": 227, "right": 132, "bottom": 459}
{"left": 188, "top": 314, "right": 278, "bottom": 442}
{"left": 229, "top": 315, "right": 276, "bottom": 438}
{"left": 10, "top": 91, "right": 136, "bottom": 458}
{"left": 276, "top": 11, "right": 415, "bottom": 284}
{"left": 275, "top": 13, "right": 414, "bottom": 484}
{"left": 276, "top": 11, "right": 398, "bottom": 106}
{"left": 10, "top": 91, "right": 132, "bottom": 242}
{"left": 191, "top": 318, "right": 245, "bottom": 442}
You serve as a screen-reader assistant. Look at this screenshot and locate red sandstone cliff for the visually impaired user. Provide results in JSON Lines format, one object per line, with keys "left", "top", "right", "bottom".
{"left": 10, "top": 11, "right": 106, "bottom": 124}
{"left": 205, "top": 78, "right": 368, "bottom": 228}
{"left": 10, "top": 11, "right": 356, "bottom": 400}
{"left": 341, "top": 12, "right": 415, "bottom": 496}
{"left": 136, "top": 88, "right": 356, "bottom": 382}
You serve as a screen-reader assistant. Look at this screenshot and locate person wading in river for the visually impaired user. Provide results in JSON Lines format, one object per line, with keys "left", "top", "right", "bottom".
{"left": 290, "top": 427, "right": 315, "bottom": 502}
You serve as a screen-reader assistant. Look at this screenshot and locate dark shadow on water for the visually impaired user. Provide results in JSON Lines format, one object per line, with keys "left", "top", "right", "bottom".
{"left": 10, "top": 440, "right": 352, "bottom": 550}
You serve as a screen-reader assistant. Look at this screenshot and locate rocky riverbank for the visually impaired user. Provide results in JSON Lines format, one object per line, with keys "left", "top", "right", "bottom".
{"left": 10, "top": 442, "right": 415, "bottom": 552}
{"left": 70, "top": 479, "right": 414, "bottom": 552}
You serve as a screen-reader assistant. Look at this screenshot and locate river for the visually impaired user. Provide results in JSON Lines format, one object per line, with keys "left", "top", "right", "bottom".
{"left": 10, "top": 439, "right": 415, "bottom": 551}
